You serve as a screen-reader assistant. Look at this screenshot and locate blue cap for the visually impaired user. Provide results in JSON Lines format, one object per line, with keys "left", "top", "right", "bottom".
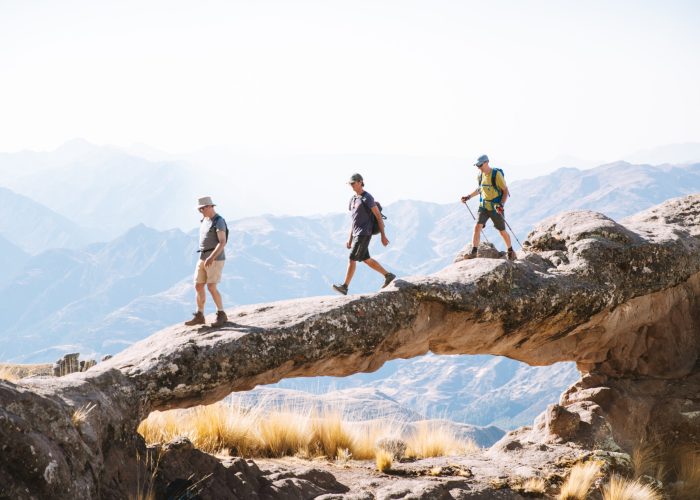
{"left": 474, "top": 154, "right": 489, "bottom": 167}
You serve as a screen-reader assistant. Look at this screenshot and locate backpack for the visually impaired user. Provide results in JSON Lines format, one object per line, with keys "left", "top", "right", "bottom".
{"left": 350, "top": 195, "right": 387, "bottom": 235}
{"left": 478, "top": 167, "right": 505, "bottom": 207}
{"left": 211, "top": 214, "right": 229, "bottom": 242}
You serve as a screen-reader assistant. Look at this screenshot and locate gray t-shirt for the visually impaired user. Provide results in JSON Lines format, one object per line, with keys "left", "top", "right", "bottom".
{"left": 199, "top": 214, "right": 227, "bottom": 261}
{"left": 350, "top": 191, "right": 376, "bottom": 236}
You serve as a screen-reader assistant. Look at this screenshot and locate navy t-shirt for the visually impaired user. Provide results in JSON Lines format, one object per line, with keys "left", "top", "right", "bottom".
{"left": 199, "top": 215, "right": 227, "bottom": 261}
{"left": 350, "top": 191, "right": 376, "bottom": 236}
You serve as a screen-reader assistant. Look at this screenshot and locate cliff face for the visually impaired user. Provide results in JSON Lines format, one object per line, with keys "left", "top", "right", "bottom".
{"left": 1, "top": 195, "right": 699, "bottom": 498}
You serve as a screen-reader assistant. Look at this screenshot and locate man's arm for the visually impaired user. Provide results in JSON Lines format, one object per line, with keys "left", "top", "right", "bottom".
{"left": 204, "top": 230, "right": 228, "bottom": 266}
{"left": 371, "top": 206, "right": 389, "bottom": 246}
{"left": 461, "top": 188, "right": 479, "bottom": 203}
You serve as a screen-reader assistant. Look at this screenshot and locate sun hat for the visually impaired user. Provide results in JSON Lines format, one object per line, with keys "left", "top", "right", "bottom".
{"left": 197, "top": 196, "right": 216, "bottom": 208}
{"left": 349, "top": 173, "right": 363, "bottom": 183}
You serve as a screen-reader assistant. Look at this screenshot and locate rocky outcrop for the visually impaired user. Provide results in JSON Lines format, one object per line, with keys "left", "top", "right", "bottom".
{"left": 1, "top": 194, "right": 699, "bottom": 498}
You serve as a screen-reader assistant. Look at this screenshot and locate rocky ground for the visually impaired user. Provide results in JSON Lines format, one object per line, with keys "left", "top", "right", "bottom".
{"left": 2, "top": 195, "right": 699, "bottom": 499}
{"left": 146, "top": 432, "right": 638, "bottom": 499}
{"left": 149, "top": 439, "right": 580, "bottom": 499}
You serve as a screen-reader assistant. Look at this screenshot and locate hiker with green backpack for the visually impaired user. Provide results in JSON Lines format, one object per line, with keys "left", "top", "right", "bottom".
{"left": 332, "top": 173, "right": 396, "bottom": 295}
{"left": 460, "top": 155, "right": 516, "bottom": 261}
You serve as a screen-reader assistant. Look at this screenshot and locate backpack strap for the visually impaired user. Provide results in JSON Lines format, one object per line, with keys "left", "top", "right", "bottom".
{"left": 491, "top": 168, "right": 503, "bottom": 205}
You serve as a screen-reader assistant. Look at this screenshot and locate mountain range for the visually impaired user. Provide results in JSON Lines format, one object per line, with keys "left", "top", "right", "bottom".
{"left": 1, "top": 141, "right": 698, "bottom": 430}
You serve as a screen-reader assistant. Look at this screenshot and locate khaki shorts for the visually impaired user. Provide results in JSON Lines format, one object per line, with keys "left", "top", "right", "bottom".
{"left": 194, "top": 259, "right": 225, "bottom": 284}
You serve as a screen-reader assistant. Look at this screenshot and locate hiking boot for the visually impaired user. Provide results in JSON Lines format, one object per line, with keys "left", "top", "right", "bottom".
{"left": 184, "top": 311, "right": 205, "bottom": 326}
{"left": 507, "top": 249, "right": 517, "bottom": 261}
{"left": 465, "top": 248, "right": 478, "bottom": 260}
{"left": 211, "top": 310, "right": 228, "bottom": 328}
{"left": 382, "top": 272, "right": 396, "bottom": 289}
{"left": 332, "top": 283, "right": 348, "bottom": 296}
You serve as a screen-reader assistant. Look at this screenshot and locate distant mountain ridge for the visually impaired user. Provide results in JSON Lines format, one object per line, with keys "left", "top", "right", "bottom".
{"left": 1, "top": 154, "right": 699, "bottom": 430}
{"left": 0, "top": 187, "right": 89, "bottom": 254}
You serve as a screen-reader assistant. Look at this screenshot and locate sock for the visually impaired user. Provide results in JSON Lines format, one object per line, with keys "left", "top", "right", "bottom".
{"left": 470, "top": 247, "right": 478, "bottom": 254}
{"left": 508, "top": 247, "right": 513, "bottom": 251}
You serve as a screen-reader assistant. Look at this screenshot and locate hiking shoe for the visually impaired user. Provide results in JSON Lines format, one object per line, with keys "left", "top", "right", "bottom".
{"left": 332, "top": 284, "right": 348, "bottom": 296}
{"left": 211, "top": 310, "right": 228, "bottom": 328}
{"left": 507, "top": 249, "right": 517, "bottom": 261}
{"left": 465, "top": 248, "right": 478, "bottom": 259}
{"left": 382, "top": 273, "right": 396, "bottom": 289}
{"left": 184, "top": 311, "right": 205, "bottom": 326}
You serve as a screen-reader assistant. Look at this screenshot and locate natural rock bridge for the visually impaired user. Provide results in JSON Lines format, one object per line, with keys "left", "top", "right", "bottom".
{"left": 2, "top": 195, "right": 699, "bottom": 498}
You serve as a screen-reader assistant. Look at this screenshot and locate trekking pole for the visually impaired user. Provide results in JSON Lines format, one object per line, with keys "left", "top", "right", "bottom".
{"left": 462, "top": 201, "right": 490, "bottom": 245}
{"left": 502, "top": 216, "right": 523, "bottom": 249}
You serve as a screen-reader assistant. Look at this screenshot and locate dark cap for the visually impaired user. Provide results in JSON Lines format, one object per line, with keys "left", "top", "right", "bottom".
{"left": 349, "top": 173, "right": 363, "bottom": 183}
{"left": 474, "top": 154, "right": 489, "bottom": 167}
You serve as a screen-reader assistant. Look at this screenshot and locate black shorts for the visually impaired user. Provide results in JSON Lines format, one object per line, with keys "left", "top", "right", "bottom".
{"left": 349, "top": 235, "right": 371, "bottom": 262}
{"left": 477, "top": 207, "right": 506, "bottom": 231}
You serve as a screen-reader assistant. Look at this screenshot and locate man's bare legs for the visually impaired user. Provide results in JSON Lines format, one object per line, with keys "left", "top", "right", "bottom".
{"left": 342, "top": 257, "right": 388, "bottom": 287}
{"left": 207, "top": 283, "right": 224, "bottom": 311}
{"left": 195, "top": 283, "right": 206, "bottom": 312}
{"left": 195, "top": 282, "right": 224, "bottom": 312}
{"left": 498, "top": 229, "right": 512, "bottom": 249}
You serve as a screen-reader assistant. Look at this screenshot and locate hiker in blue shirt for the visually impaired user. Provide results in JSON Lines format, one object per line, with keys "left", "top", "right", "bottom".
{"left": 461, "top": 155, "right": 516, "bottom": 261}
{"left": 332, "top": 173, "right": 396, "bottom": 295}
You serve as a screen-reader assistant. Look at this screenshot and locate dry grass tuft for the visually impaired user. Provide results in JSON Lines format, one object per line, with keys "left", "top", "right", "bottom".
{"left": 559, "top": 461, "right": 601, "bottom": 500}
{"left": 670, "top": 447, "right": 700, "bottom": 500}
{"left": 309, "top": 410, "right": 354, "bottom": 459}
{"left": 375, "top": 449, "right": 393, "bottom": 472}
{"left": 602, "top": 475, "right": 661, "bottom": 500}
{"left": 512, "top": 477, "right": 546, "bottom": 495}
{"left": 632, "top": 441, "right": 667, "bottom": 481}
{"left": 428, "top": 466, "right": 443, "bottom": 476}
{"left": 405, "top": 421, "right": 478, "bottom": 459}
{"left": 72, "top": 403, "right": 97, "bottom": 427}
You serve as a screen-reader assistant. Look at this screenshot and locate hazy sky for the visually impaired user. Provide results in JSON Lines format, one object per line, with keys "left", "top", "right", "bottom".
{"left": 1, "top": 0, "right": 699, "bottom": 173}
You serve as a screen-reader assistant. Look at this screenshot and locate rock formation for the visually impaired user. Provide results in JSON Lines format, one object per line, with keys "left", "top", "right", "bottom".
{"left": 1, "top": 194, "right": 699, "bottom": 498}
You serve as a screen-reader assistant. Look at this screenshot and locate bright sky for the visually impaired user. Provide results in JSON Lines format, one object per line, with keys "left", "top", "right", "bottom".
{"left": 1, "top": 0, "right": 699, "bottom": 178}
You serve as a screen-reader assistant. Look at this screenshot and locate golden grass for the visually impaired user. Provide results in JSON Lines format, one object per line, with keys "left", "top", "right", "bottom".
{"left": 72, "top": 403, "right": 97, "bottom": 427}
{"left": 138, "top": 401, "right": 479, "bottom": 463}
{"left": 404, "top": 421, "right": 478, "bottom": 459}
{"left": 559, "top": 461, "right": 601, "bottom": 500}
{"left": 513, "top": 477, "right": 546, "bottom": 494}
{"left": 602, "top": 475, "right": 661, "bottom": 500}
{"left": 0, "top": 366, "right": 20, "bottom": 382}
{"left": 670, "top": 447, "right": 700, "bottom": 500}
{"left": 0, "top": 363, "right": 52, "bottom": 380}
{"left": 375, "top": 449, "right": 393, "bottom": 472}
{"left": 632, "top": 441, "right": 667, "bottom": 482}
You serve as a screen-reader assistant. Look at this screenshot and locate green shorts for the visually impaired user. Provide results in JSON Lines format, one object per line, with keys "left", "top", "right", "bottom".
{"left": 477, "top": 207, "right": 506, "bottom": 231}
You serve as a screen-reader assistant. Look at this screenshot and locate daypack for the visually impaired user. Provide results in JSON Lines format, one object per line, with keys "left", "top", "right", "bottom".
{"left": 349, "top": 195, "right": 387, "bottom": 235}
{"left": 211, "top": 214, "right": 230, "bottom": 242}
{"left": 478, "top": 167, "right": 505, "bottom": 208}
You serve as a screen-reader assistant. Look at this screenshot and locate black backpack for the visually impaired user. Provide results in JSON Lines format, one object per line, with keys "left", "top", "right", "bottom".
{"left": 362, "top": 198, "right": 386, "bottom": 235}
{"left": 211, "top": 214, "right": 229, "bottom": 242}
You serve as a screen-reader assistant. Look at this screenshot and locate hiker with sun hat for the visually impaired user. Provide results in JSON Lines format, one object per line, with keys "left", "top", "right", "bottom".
{"left": 184, "top": 196, "right": 229, "bottom": 327}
